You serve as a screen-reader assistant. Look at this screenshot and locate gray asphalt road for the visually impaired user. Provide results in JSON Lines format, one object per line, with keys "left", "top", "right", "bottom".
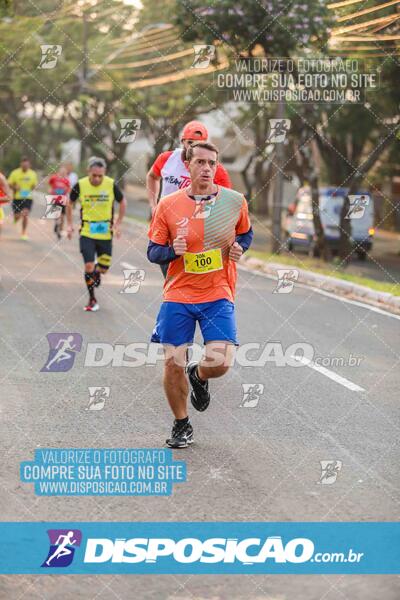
{"left": 0, "top": 196, "right": 399, "bottom": 599}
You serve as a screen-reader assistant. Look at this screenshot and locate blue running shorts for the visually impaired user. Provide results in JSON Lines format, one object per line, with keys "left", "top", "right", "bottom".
{"left": 151, "top": 299, "right": 238, "bottom": 346}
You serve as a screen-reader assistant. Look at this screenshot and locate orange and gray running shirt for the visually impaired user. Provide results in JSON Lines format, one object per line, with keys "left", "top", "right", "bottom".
{"left": 148, "top": 186, "right": 251, "bottom": 304}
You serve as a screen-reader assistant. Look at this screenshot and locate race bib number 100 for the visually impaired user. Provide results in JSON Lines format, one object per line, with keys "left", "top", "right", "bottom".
{"left": 183, "top": 248, "right": 223, "bottom": 274}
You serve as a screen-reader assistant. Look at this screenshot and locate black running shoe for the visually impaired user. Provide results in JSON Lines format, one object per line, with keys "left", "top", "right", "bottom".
{"left": 187, "top": 362, "right": 210, "bottom": 412}
{"left": 166, "top": 419, "right": 194, "bottom": 448}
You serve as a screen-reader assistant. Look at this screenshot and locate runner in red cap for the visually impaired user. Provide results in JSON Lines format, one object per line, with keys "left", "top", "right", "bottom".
{"left": 146, "top": 120, "right": 232, "bottom": 277}
{"left": 181, "top": 120, "right": 208, "bottom": 142}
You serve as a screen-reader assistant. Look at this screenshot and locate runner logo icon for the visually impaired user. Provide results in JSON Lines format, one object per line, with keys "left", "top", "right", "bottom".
{"left": 240, "top": 383, "right": 264, "bottom": 408}
{"left": 191, "top": 45, "right": 215, "bottom": 69}
{"left": 345, "top": 195, "right": 370, "bottom": 219}
{"left": 42, "top": 529, "right": 82, "bottom": 567}
{"left": 117, "top": 119, "right": 141, "bottom": 143}
{"left": 120, "top": 269, "right": 146, "bottom": 294}
{"left": 267, "top": 119, "right": 291, "bottom": 144}
{"left": 42, "top": 195, "right": 67, "bottom": 220}
{"left": 41, "top": 333, "right": 83, "bottom": 372}
{"left": 318, "top": 460, "right": 342, "bottom": 485}
{"left": 273, "top": 269, "right": 299, "bottom": 294}
{"left": 38, "top": 45, "right": 62, "bottom": 69}
{"left": 86, "top": 386, "right": 110, "bottom": 411}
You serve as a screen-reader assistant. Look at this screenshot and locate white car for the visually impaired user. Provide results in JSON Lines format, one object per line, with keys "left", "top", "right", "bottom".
{"left": 284, "top": 187, "right": 375, "bottom": 260}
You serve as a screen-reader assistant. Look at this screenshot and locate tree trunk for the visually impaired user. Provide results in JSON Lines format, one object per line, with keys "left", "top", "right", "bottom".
{"left": 241, "top": 152, "right": 256, "bottom": 201}
{"left": 254, "top": 156, "right": 269, "bottom": 216}
{"left": 310, "top": 171, "right": 329, "bottom": 260}
{"left": 298, "top": 129, "right": 328, "bottom": 260}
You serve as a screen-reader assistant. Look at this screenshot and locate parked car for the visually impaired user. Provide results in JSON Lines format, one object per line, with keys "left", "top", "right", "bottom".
{"left": 284, "top": 187, "right": 375, "bottom": 260}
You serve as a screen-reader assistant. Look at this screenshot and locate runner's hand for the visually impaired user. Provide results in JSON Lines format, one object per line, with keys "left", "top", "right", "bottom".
{"left": 113, "top": 220, "right": 121, "bottom": 239}
{"left": 67, "top": 225, "right": 73, "bottom": 240}
{"left": 173, "top": 235, "right": 187, "bottom": 255}
{"left": 229, "top": 241, "right": 243, "bottom": 262}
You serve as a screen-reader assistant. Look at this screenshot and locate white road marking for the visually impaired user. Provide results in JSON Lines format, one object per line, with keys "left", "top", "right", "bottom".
{"left": 120, "top": 261, "right": 138, "bottom": 270}
{"left": 238, "top": 264, "right": 400, "bottom": 321}
{"left": 290, "top": 354, "right": 366, "bottom": 392}
{"left": 307, "top": 285, "right": 400, "bottom": 321}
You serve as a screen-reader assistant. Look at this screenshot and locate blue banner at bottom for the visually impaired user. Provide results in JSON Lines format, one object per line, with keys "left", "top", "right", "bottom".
{"left": 0, "top": 522, "right": 398, "bottom": 574}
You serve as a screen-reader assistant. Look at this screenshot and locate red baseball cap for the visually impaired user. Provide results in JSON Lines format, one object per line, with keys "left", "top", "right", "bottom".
{"left": 181, "top": 120, "right": 208, "bottom": 141}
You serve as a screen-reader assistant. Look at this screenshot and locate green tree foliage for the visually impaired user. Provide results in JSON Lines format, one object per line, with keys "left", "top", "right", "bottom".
{"left": 175, "top": 0, "right": 400, "bottom": 260}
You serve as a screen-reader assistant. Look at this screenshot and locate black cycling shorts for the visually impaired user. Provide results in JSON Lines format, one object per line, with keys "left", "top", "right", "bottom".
{"left": 12, "top": 199, "right": 33, "bottom": 213}
{"left": 79, "top": 235, "right": 112, "bottom": 268}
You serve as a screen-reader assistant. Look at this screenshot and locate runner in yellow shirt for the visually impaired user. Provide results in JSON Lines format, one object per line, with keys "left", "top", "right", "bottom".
{"left": 8, "top": 157, "right": 38, "bottom": 241}
{"left": 66, "top": 157, "right": 127, "bottom": 312}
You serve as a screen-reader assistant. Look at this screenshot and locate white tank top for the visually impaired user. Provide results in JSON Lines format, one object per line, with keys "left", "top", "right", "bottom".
{"left": 160, "top": 149, "right": 191, "bottom": 198}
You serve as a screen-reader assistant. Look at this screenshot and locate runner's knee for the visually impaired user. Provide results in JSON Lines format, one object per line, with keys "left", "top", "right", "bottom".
{"left": 97, "top": 253, "right": 111, "bottom": 271}
{"left": 85, "top": 262, "right": 95, "bottom": 273}
{"left": 164, "top": 356, "right": 185, "bottom": 378}
{"left": 202, "top": 362, "right": 230, "bottom": 378}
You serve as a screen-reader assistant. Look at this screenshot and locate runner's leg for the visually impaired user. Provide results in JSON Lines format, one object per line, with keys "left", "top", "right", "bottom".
{"left": 21, "top": 207, "right": 29, "bottom": 236}
{"left": 198, "top": 341, "right": 235, "bottom": 380}
{"left": 94, "top": 240, "right": 112, "bottom": 287}
{"left": 80, "top": 236, "right": 98, "bottom": 308}
{"left": 12, "top": 201, "right": 21, "bottom": 224}
{"left": 163, "top": 344, "right": 189, "bottom": 419}
{"left": 152, "top": 302, "right": 196, "bottom": 446}
{"left": 187, "top": 299, "right": 237, "bottom": 411}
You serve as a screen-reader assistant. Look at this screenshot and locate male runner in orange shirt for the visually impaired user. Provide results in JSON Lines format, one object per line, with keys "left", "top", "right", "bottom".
{"left": 147, "top": 120, "right": 232, "bottom": 278}
{"left": 147, "top": 142, "right": 253, "bottom": 448}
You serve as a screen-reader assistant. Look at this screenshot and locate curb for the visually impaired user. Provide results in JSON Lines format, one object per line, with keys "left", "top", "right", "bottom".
{"left": 241, "top": 256, "right": 400, "bottom": 315}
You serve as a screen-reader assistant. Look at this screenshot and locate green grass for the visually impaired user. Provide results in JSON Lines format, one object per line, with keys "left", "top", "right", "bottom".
{"left": 247, "top": 250, "right": 400, "bottom": 297}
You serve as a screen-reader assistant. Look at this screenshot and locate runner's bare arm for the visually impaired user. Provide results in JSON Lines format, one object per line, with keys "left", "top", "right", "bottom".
{"left": 113, "top": 196, "right": 126, "bottom": 238}
{"left": 146, "top": 168, "right": 160, "bottom": 214}
{"left": 66, "top": 200, "right": 74, "bottom": 239}
{"left": 67, "top": 183, "right": 79, "bottom": 238}
{"left": 7, "top": 174, "right": 18, "bottom": 192}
